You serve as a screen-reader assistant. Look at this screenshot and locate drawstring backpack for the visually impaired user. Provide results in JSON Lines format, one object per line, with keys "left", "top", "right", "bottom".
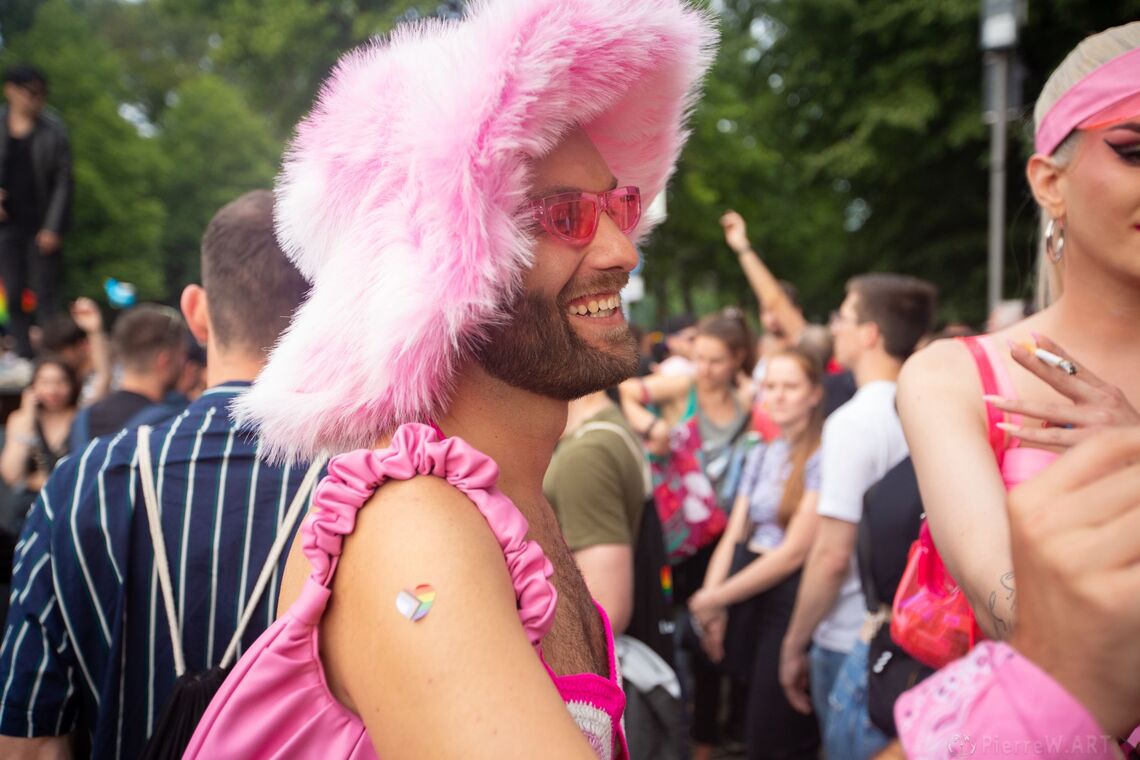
{"left": 134, "top": 426, "right": 325, "bottom": 760}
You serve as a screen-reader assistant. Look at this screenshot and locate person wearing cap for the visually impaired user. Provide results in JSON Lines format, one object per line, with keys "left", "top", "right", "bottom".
{"left": 895, "top": 21, "right": 1140, "bottom": 755}
{"left": 179, "top": 2, "right": 716, "bottom": 758}
{"left": 0, "top": 65, "right": 72, "bottom": 358}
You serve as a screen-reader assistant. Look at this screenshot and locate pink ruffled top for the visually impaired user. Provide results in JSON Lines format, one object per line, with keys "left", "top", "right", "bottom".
{"left": 183, "top": 423, "right": 627, "bottom": 759}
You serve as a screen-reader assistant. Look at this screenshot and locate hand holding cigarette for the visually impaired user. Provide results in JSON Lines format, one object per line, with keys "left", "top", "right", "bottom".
{"left": 983, "top": 333, "right": 1140, "bottom": 449}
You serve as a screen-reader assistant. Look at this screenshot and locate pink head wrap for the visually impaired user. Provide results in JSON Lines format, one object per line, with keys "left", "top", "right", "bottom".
{"left": 1034, "top": 45, "right": 1140, "bottom": 155}
{"left": 235, "top": 0, "right": 718, "bottom": 463}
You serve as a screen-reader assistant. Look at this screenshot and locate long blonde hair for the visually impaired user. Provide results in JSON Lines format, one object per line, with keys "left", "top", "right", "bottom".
{"left": 1032, "top": 22, "right": 1140, "bottom": 310}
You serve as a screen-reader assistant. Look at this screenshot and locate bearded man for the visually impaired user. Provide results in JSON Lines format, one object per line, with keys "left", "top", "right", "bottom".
{"left": 180, "top": 2, "right": 719, "bottom": 758}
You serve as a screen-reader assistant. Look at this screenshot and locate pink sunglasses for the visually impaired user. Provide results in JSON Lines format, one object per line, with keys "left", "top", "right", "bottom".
{"left": 528, "top": 186, "right": 641, "bottom": 245}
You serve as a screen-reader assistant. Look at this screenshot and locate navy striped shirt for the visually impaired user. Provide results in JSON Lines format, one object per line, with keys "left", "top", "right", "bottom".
{"left": 0, "top": 383, "right": 316, "bottom": 758}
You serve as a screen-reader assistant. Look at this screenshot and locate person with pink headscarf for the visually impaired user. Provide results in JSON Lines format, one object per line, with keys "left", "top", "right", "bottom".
{"left": 179, "top": 1, "right": 718, "bottom": 758}
{"left": 895, "top": 21, "right": 1140, "bottom": 758}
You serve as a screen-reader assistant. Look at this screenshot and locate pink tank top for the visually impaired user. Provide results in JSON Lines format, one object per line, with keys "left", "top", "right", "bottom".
{"left": 961, "top": 336, "right": 1059, "bottom": 486}
{"left": 183, "top": 423, "right": 628, "bottom": 759}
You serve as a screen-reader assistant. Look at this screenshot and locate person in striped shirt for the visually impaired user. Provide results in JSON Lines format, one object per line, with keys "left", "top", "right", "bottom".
{"left": 0, "top": 189, "right": 314, "bottom": 759}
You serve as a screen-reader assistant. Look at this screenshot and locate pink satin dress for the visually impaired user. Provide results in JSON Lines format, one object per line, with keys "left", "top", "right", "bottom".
{"left": 184, "top": 423, "right": 628, "bottom": 759}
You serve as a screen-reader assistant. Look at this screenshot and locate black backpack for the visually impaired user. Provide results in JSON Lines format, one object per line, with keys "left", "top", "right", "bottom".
{"left": 627, "top": 494, "right": 675, "bottom": 667}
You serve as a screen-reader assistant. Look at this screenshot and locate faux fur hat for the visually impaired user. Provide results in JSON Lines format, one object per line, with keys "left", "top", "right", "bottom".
{"left": 237, "top": 0, "right": 718, "bottom": 462}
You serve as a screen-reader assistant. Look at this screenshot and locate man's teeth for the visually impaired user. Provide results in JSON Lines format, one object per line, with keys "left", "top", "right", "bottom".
{"left": 567, "top": 296, "right": 621, "bottom": 317}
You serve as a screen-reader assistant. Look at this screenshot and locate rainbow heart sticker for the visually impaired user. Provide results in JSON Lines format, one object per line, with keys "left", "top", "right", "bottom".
{"left": 395, "top": 584, "right": 436, "bottom": 622}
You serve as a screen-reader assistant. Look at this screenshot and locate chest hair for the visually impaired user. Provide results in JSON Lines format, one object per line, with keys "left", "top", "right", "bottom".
{"left": 521, "top": 500, "right": 610, "bottom": 678}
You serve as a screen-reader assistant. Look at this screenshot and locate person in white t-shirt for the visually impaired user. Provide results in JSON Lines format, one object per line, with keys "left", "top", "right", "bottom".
{"left": 777, "top": 273, "right": 936, "bottom": 759}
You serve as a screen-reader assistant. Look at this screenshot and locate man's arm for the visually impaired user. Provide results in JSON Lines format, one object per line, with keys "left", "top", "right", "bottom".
{"left": 0, "top": 736, "right": 70, "bottom": 760}
{"left": 781, "top": 516, "right": 857, "bottom": 650}
{"left": 572, "top": 545, "right": 634, "bottom": 634}
{"left": 40, "top": 121, "right": 72, "bottom": 237}
{"left": 720, "top": 210, "right": 807, "bottom": 344}
{"left": 0, "top": 486, "right": 78, "bottom": 753}
{"left": 323, "top": 476, "right": 598, "bottom": 759}
{"left": 70, "top": 298, "right": 111, "bottom": 404}
{"left": 778, "top": 515, "right": 857, "bottom": 714}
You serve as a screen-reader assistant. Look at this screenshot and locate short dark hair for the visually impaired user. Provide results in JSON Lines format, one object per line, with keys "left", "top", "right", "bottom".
{"left": 200, "top": 190, "right": 309, "bottom": 355}
{"left": 3, "top": 65, "right": 47, "bottom": 91}
{"left": 111, "top": 304, "right": 186, "bottom": 372}
{"left": 847, "top": 274, "right": 937, "bottom": 361}
{"left": 40, "top": 314, "right": 87, "bottom": 352}
{"left": 663, "top": 313, "right": 696, "bottom": 336}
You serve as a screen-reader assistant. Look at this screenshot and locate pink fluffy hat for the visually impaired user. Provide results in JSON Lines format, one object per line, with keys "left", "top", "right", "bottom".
{"left": 236, "top": 0, "right": 718, "bottom": 463}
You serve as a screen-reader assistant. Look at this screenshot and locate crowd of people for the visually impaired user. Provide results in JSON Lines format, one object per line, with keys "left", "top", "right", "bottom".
{"left": 0, "top": 1, "right": 1137, "bottom": 759}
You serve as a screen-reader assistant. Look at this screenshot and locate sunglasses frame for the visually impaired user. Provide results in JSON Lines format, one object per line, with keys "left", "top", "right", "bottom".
{"left": 528, "top": 185, "right": 641, "bottom": 245}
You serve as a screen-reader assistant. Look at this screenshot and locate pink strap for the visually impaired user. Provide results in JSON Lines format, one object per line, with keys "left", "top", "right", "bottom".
{"left": 301, "top": 422, "right": 558, "bottom": 646}
{"left": 959, "top": 336, "right": 1008, "bottom": 459}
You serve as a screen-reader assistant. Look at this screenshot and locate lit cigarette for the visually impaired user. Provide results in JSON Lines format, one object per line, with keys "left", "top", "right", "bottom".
{"left": 1033, "top": 347, "right": 1077, "bottom": 376}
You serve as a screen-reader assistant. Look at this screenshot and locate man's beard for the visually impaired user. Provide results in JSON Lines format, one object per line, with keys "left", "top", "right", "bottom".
{"left": 476, "top": 276, "right": 639, "bottom": 399}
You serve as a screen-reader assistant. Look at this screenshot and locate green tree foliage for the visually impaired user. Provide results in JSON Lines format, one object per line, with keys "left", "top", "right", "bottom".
{"left": 156, "top": 0, "right": 425, "bottom": 137}
{"left": 3, "top": 0, "right": 1138, "bottom": 320}
{"left": 1, "top": 0, "right": 166, "bottom": 299}
{"left": 644, "top": 0, "right": 1139, "bottom": 327}
{"left": 156, "top": 74, "right": 279, "bottom": 291}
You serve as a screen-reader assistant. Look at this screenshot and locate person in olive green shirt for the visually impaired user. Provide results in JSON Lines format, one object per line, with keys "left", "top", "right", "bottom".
{"left": 544, "top": 390, "right": 646, "bottom": 634}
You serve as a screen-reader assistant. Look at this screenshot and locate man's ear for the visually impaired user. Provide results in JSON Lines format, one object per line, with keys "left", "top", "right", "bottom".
{"left": 860, "top": 321, "right": 882, "bottom": 352}
{"left": 180, "top": 284, "right": 210, "bottom": 346}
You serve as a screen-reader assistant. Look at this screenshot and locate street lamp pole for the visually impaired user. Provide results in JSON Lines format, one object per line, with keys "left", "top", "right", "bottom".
{"left": 980, "top": 0, "right": 1025, "bottom": 315}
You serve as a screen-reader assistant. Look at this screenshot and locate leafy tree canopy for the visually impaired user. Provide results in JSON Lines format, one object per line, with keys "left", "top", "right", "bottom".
{"left": 2, "top": 0, "right": 1138, "bottom": 326}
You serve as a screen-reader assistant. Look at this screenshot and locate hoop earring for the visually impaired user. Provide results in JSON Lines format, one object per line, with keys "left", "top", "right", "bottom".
{"left": 1045, "top": 218, "right": 1065, "bottom": 264}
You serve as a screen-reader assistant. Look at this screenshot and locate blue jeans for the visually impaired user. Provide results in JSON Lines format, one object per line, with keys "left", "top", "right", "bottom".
{"left": 823, "top": 640, "right": 890, "bottom": 760}
{"left": 808, "top": 644, "right": 846, "bottom": 732}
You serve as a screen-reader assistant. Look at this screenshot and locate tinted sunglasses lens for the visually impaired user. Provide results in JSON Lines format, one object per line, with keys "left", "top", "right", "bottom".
{"left": 609, "top": 190, "right": 641, "bottom": 233}
{"left": 547, "top": 198, "right": 598, "bottom": 241}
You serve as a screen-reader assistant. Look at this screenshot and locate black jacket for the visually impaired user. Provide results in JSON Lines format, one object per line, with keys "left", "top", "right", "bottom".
{"left": 0, "top": 105, "right": 73, "bottom": 234}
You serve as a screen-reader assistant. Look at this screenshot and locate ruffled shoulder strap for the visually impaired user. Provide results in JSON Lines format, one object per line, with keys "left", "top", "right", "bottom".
{"left": 301, "top": 422, "right": 558, "bottom": 645}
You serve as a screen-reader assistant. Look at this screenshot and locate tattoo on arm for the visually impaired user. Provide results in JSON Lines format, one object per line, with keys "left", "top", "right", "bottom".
{"left": 1001, "top": 571, "right": 1016, "bottom": 613}
{"left": 987, "top": 571, "right": 1016, "bottom": 638}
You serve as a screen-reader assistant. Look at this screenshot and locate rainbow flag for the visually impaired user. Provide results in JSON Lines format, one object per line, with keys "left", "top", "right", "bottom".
{"left": 660, "top": 565, "right": 673, "bottom": 604}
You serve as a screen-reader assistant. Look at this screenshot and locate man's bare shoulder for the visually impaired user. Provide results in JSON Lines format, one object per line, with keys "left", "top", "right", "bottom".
{"left": 352, "top": 473, "right": 505, "bottom": 563}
